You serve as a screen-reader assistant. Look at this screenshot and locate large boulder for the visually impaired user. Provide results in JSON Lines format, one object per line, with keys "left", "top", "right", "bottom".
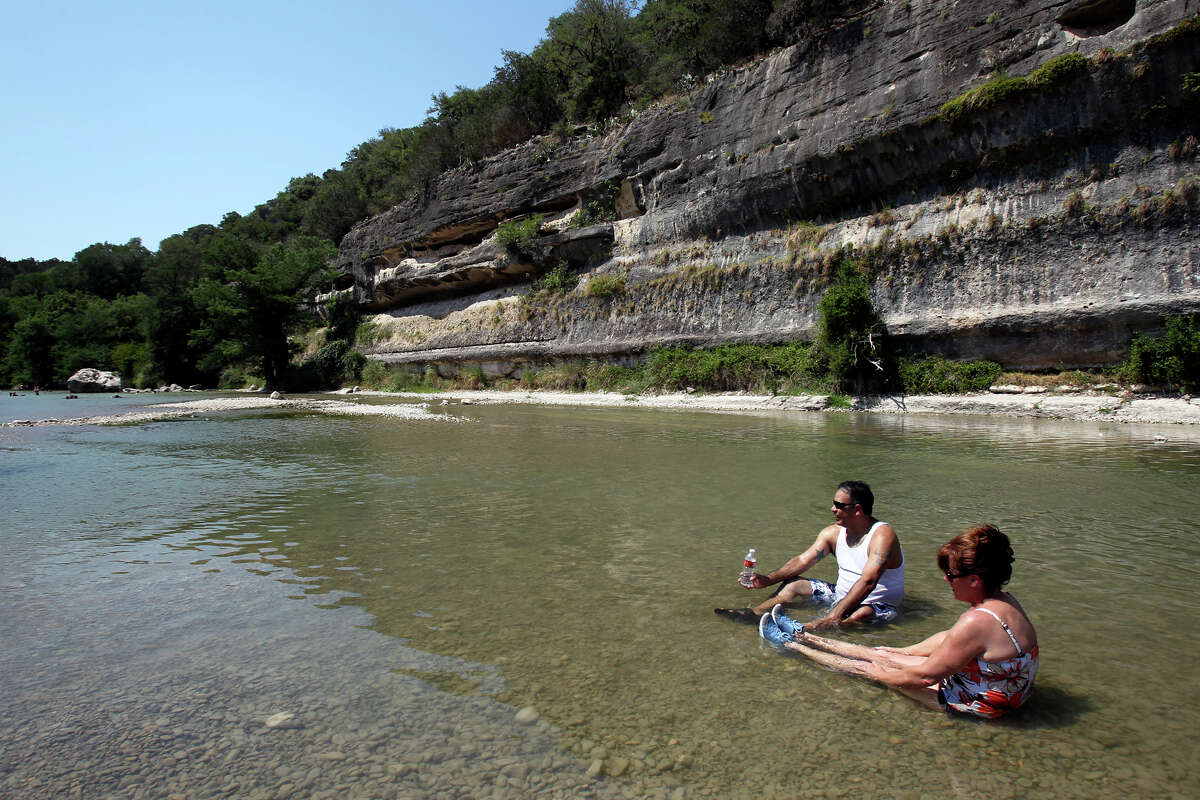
{"left": 66, "top": 368, "right": 123, "bottom": 393}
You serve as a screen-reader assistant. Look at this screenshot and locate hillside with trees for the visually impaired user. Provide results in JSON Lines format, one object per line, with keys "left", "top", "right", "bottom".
{"left": 4, "top": 1, "right": 1196, "bottom": 393}
{"left": 2, "top": 1, "right": 875, "bottom": 390}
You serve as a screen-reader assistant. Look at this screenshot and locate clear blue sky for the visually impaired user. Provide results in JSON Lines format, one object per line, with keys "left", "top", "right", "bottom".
{"left": 1, "top": 0, "right": 573, "bottom": 262}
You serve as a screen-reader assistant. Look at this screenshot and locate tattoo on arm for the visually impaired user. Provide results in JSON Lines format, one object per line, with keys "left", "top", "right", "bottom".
{"left": 869, "top": 552, "right": 889, "bottom": 566}
{"left": 811, "top": 549, "right": 825, "bottom": 562}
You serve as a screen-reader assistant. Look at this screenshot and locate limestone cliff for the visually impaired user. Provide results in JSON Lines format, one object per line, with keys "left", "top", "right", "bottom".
{"left": 334, "top": 0, "right": 1200, "bottom": 376}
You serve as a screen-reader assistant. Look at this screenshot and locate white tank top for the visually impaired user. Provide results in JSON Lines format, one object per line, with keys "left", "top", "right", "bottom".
{"left": 834, "top": 520, "right": 905, "bottom": 607}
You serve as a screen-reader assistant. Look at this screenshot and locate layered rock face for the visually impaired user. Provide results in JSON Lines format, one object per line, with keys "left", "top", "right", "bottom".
{"left": 336, "top": 0, "right": 1200, "bottom": 375}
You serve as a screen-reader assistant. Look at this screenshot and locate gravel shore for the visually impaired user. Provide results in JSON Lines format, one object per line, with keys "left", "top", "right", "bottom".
{"left": 4, "top": 388, "right": 1197, "bottom": 428}
{"left": 342, "top": 388, "right": 1200, "bottom": 426}
{"left": 1, "top": 396, "right": 462, "bottom": 427}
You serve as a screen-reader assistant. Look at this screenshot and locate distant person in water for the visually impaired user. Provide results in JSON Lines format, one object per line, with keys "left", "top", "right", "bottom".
{"left": 716, "top": 481, "right": 904, "bottom": 628}
{"left": 764, "top": 525, "right": 1038, "bottom": 719}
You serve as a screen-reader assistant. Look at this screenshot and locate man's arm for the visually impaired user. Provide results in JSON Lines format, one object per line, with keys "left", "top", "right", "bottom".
{"left": 743, "top": 526, "right": 838, "bottom": 589}
{"left": 810, "top": 524, "right": 897, "bottom": 628}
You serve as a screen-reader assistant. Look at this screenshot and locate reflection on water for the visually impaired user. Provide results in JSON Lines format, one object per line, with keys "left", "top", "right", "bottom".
{"left": 2, "top": 403, "right": 1198, "bottom": 799}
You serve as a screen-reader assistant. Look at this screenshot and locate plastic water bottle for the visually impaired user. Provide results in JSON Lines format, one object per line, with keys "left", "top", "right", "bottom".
{"left": 739, "top": 548, "right": 757, "bottom": 587}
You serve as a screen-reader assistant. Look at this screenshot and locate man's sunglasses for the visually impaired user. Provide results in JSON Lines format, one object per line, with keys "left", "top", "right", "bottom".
{"left": 832, "top": 500, "right": 857, "bottom": 510}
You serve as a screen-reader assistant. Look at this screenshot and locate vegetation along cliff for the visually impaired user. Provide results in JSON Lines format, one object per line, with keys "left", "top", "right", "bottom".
{"left": 3, "top": 1, "right": 1197, "bottom": 394}
{"left": 334, "top": 0, "right": 1200, "bottom": 392}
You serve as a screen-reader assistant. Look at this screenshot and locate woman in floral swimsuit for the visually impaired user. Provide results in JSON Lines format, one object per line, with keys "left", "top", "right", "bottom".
{"left": 776, "top": 524, "right": 1038, "bottom": 719}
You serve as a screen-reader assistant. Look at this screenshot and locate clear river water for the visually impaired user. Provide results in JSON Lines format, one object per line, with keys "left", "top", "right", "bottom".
{"left": 1, "top": 391, "right": 1198, "bottom": 799}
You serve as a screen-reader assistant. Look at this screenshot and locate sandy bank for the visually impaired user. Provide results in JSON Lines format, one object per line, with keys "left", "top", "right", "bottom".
{"left": 5, "top": 388, "right": 1197, "bottom": 429}
{"left": 2, "top": 396, "right": 462, "bottom": 427}
{"left": 341, "top": 388, "right": 1200, "bottom": 426}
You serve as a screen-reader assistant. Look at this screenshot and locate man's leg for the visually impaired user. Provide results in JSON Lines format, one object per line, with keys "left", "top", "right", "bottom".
{"left": 716, "top": 578, "right": 818, "bottom": 623}
{"left": 837, "top": 604, "right": 877, "bottom": 625}
{"left": 750, "top": 578, "right": 814, "bottom": 615}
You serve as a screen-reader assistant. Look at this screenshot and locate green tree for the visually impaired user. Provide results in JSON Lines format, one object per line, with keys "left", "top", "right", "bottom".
{"left": 67, "top": 239, "right": 153, "bottom": 299}
{"left": 636, "top": 0, "right": 773, "bottom": 85}
{"left": 191, "top": 236, "right": 337, "bottom": 389}
{"left": 142, "top": 226, "right": 258, "bottom": 386}
{"left": 492, "top": 49, "right": 565, "bottom": 140}
{"left": 301, "top": 169, "right": 367, "bottom": 244}
{"left": 542, "top": 0, "right": 642, "bottom": 122}
{"left": 3, "top": 311, "right": 56, "bottom": 387}
{"left": 342, "top": 127, "right": 421, "bottom": 214}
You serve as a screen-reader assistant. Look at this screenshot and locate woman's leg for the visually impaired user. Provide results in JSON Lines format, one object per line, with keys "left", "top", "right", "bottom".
{"left": 782, "top": 641, "right": 875, "bottom": 677}
{"left": 784, "top": 641, "right": 943, "bottom": 710}
{"left": 793, "top": 631, "right": 885, "bottom": 662}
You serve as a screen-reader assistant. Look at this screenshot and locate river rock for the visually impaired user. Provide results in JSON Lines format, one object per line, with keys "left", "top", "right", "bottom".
{"left": 264, "top": 712, "right": 301, "bottom": 729}
{"left": 67, "top": 368, "right": 122, "bottom": 393}
{"left": 514, "top": 706, "right": 539, "bottom": 725}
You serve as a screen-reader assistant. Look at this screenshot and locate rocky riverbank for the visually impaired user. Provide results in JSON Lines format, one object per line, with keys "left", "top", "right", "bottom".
{"left": 341, "top": 387, "right": 1200, "bottom": 426}
{"left": 4, "top": 389, "right": 1197, "bottom": 429}
{"left": 0, "top": 396, "right": 462, "bottom": 427}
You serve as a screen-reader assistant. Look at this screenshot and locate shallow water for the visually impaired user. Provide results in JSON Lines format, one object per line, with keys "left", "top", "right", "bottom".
{"left": 2, "top": 395, "right": 1198, "bottom": 798}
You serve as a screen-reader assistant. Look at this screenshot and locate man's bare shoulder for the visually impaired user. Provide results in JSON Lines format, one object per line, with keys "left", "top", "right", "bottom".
{"left": 868, "top": 522, "right": 904, "bottom": 564}
{"left": 816, "top": 523, "right": 841, "bottom": 544}
{"left": 872, "top": 521, "right": 900, "bottom": 543}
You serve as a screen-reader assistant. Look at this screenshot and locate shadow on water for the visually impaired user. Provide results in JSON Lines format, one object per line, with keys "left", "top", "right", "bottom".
{"left": 1004, "top": 685, "right": 1095, "bottom": 729}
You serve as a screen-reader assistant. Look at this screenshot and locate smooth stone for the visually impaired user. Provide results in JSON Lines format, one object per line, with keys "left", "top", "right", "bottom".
{"left": 264, "top": 712, "right": 300, "bottom": 729}
{"left": 514, "top": 707, "right": 539, "bottom": 725}
{"left": 586, "top": 759, "right": 604, "bottom": 778}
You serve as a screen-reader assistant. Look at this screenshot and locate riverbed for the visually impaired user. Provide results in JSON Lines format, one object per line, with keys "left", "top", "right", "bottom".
{"left": 1, "top": 392, "right": 1197, "bottom": 798}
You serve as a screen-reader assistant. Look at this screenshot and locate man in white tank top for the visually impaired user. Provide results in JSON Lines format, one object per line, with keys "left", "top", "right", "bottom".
{"left": 716, "top": 481, "right": 905, "bottom": 628}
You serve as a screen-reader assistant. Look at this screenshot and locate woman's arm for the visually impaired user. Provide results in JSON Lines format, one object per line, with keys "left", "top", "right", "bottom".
{"left": 865, "top": 616, "right": 985, "bottom": 690}
{"left": 874, "top": 629, "right": 949, "bottom": 658}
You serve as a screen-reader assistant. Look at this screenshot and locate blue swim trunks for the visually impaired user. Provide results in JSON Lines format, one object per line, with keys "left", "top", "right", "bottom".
{"left": 805, "top": 578, "right": 900, "bottom": 624}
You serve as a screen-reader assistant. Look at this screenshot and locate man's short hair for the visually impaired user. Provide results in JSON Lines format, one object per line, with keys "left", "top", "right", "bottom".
{"left": 837, "top": 480, "right": 874, "bottom": 515}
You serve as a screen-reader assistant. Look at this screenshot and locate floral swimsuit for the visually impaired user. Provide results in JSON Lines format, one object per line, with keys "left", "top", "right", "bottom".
{"left": 938, "top": 606, "right": 1038, "bottom": 719}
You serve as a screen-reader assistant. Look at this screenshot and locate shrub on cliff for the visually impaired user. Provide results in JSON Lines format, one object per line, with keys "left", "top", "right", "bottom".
{"left": 495, "top": 215, "right": 544, "bottom": 259}
{"left": 816, "top": 259, "right": 890, "bottom": 393}
{"left": 898, "top": 356, "right": 1002, "bottom": 394}
{"left": 642, "top": 342, "right": 825, "bottom": 394}
{"left": 584, "top": 273, "right": 627, "bottom": 297}
{"left": 939, "top": 52, "right": 1091, "bottom": 126}
{"left": 311, "top": 339, "right": 366, "bottom": 387}
{"left": 939, "top": 74, "right": 1029, "bottom": 125}
{"left": 531, "top": 261, "right": 579, "bottom": 294}
{"left": 1121, "top": 315, "right": 1200, "bottom": 392}
{"left": 1027, "top": 52, "right": 1090, "bottom": 88}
